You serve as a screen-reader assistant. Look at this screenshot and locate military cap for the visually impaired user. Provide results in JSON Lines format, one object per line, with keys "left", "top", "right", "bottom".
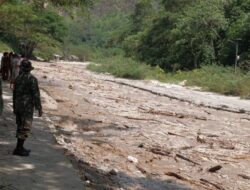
{"left": 20, "top": 59, "right": 34, "bottom": 72}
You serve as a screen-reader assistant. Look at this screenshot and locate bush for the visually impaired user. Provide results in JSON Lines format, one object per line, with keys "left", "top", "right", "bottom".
{"left": 88, "top": 56, "right": 153, "bottom": 79}
{"left": 88, "top": 58, "right": 250, "bottom": 98}
{"left": 165, "top": 65, "right": 250, "bottom": 97}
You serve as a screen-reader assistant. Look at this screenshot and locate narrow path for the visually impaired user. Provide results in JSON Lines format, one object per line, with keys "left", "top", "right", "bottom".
{"left": 0, "top": 82, "right": 84, "bottom": 190}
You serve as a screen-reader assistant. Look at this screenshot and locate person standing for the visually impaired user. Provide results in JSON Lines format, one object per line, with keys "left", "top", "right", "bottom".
{"left": 10, "top": 53, "right": 21, "bottom": 88}
{"left": 9, "top": 52, "right": 14, "bottom": 80}
{"left": 13, "top": 60, "right": 43, "bottom": 156}
{"left": 1, "top": 52, "right": 11, "bottom": 81}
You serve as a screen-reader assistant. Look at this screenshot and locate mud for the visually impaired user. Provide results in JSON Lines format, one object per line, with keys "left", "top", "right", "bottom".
{"left": 33, "top": 61, "right": 250, "bottom": 190}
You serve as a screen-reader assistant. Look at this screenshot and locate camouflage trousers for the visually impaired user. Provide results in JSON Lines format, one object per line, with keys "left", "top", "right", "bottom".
{"left": 16, "top": 113, "right": 33, "bottom": 140}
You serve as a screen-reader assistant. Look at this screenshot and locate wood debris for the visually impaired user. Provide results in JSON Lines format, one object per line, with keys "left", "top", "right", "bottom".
{"left": 136, "top": 164, "right": 147, "bottom": 174}
{"left": 149, "top": 147, "right": 171, "bottom": 156}
{"left": 167, "top": 132, "right": 185, "bottom": 137}
{"left": 238, "top": 174, "right": 250, "bottom": 180}
{"left": 208, "top": 165, "right": 222, "bottom": 173}
{"left": 200, "top": 178, "right": 225, "bottom": 190}
{"left": 197, "top": 135, "right": 206, "bottom": 143}
{"left": 165, "top": 172, "right": 188, "bottom": 181}
{"left": 139, "top": 107, "right": 207, "bottom": 121}
{"left": 165, "top": 172, "right": 213, "bottom": 190}
{"left": 176, "top": 154, "right": 201, "bottom": 166}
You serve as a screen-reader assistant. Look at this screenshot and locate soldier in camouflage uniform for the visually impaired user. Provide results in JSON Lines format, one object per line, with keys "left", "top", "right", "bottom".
{"left": 0, "top": 78, "right": 3, "bottom": 116}
{"left": 13, "top": 60, "right": 43, "bottom": 156}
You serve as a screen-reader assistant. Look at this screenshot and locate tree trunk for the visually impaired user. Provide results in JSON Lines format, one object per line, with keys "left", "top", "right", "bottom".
{"left": 212, "top": 40, "right": 219, "bottom": 64}
{"left": 19, "top": 41, "right": 37, "bottom": 58}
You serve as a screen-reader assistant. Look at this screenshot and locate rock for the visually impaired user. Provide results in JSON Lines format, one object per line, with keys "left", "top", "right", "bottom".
{"left": 138, "top": 143, "right": 144, "bottom": 148}
{"left": 35, "top": 56, "right": 45, "bottom": 62}
{"left": 68, "top": 84, "right": 73, "bottom": 89}
{"left": 197, "top": 135, "right": 206, "bottom": 143}
{"left": 208, "top": 165, "right": 222, "bottom": 173}
{"left": 53, "top": 54, "right": 62, "bottom": 61}
{"left": 128, "top": 156, "right": 138, "bottom": 164}
{"left": 179, "top": 80, "right": 187, "bottom": 86}
{"left": 68, "top": 55, "right": 80, "bottom": 61}
{"left": 85, "top": 180, "right": 91, "bottom": 185}
{"left": 109, "top": 169, "right": 118, "bottom": 175}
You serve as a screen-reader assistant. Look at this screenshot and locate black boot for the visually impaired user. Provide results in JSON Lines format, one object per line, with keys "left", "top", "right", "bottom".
{"left": 13, "top": 139, "right": 30, "bottom": 157}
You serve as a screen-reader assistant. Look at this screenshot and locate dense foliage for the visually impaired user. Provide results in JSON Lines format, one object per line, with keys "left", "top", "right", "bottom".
{"left": 121, "top": 0, "right": 250, "bottom": 71}
{"left": 0, "top": 0, "right": 89, "bottom": 59}
{"left": 0, "top": 0, "right": 249, "bottom": 96}
{"left": 68, "top": 0, "right": 250, "bottom": 72}
{"left": 1, "top": 0, "right": 250, "bottom": 71}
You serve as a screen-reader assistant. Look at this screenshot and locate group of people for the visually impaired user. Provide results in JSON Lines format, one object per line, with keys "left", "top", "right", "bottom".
{"left": 0, "top": 52, "right": 43, "bottom": 157}
{"left": 1, "top": 52, "right": 22, "bottom": 86}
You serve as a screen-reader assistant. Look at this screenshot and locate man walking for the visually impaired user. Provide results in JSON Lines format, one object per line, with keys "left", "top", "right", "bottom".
{"left": 13, "top": 60, "right": 42, "bottom": 156}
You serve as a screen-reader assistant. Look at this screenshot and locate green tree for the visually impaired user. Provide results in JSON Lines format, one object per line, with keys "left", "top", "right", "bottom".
{"left": 132, "top": 0, "right": 228, "bottom": 70}
{"left": 173, "top": 0, "right": 228, "bottom": 69}
{"left": 0, "top": 2, "right": 66, "bottom": 58}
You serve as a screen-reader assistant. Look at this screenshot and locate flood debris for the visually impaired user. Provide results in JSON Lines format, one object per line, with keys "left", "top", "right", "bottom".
{"left": 127, "top": 156, "right": 138, "bottom": 164}
{"left": 136, "top": 165, "right": 147, "bottom": 174}
{"left": 167, "top": 132, "right": 185, "bottom": 137}
{"left": 197, "top": 134, "right": 206, "bottom": 143}
{"left": 238, "top": 174, "right": 250, "bottom": 180}
{"left": 148, "top": 147, "right": 171, "bottom": 156}
{"left": 109, "top": 169, "right": 119, "bottom": 175}
{"left": 176, "top": 154, "right": 201, "bottom": 166}
{"left": 208, "top": 165, "right": 222, "bottom": 173}
{"left": 68, "top": 84, "right": 73, "bottom": 89}
{"left": 33, "top": 61, "right": 250, "bottom": 190}
{"left": 200, "top": 178, "right": 225, "bottom": 190}
{"left": 165, "top": 172, "right": 189, "bottom": 181}
{"left": 139, "top": 107, "right": 207, "bottom": 121}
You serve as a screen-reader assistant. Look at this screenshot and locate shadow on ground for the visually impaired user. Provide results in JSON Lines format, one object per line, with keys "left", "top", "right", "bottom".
{"left": 0, "top": 82, "right": 83, "bottom": 190}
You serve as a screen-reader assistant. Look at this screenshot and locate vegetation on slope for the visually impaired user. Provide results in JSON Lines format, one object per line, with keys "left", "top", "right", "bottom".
{"left": 1, "top": 0, "right": 250, "bottom": 97}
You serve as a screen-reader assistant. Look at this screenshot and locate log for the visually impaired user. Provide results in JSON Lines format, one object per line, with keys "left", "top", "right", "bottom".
{"left": 136, "top": 165, "right": 147, "bottom": 174}
{"left": 200, "top": 178, "right": 225, "bottom": 190}
{"left": 165, "top": 172, "right": 188, "bottom": 181}
{"left": 168, "top": 132, "right": 185, "bottom": 137}
{"left": 139, "top": 107, "right": 207, "bottom": 121}
{"left": 238, "top": 174, "right": 250, "bottom": 180}
{"left": 149, "top": 148, "right": 171, "bottom": 156}
{"left": 176, "top": 154, "right": 201, "bottom": 166}
{"left": 165, "top": 173, "right": 214, "bottom": 190}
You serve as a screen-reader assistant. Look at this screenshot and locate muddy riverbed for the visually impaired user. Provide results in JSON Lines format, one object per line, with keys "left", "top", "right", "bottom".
{"left": 33, "top": 61, "right": 250, "bottom": 190}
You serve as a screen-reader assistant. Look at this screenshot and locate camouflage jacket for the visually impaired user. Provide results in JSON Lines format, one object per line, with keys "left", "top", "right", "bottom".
{"left": 13, "top": 73, "right": 42, "bottom": 117}
{"left": 0, "top": 79, "right": 3, "bottom": 115}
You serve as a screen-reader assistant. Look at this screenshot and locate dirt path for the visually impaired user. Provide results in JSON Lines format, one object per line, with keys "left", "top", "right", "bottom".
{"left": 29, "top": 61, "right": 250, "bottom": 190}
{"left": 0, "top": 82, "right": 84, "bottom": 190}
